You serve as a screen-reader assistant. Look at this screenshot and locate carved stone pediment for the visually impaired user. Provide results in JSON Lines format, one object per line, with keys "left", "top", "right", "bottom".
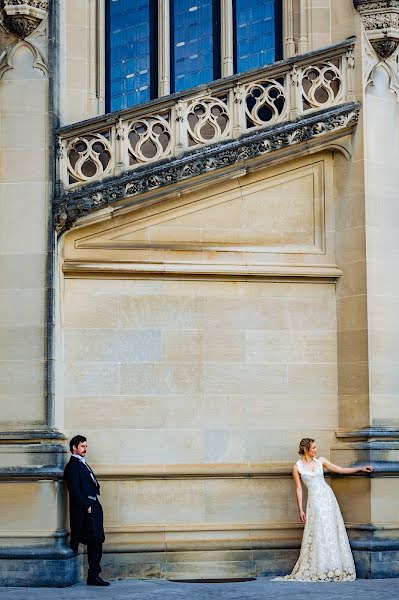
{"left": 354, "top": 0, "right": 399, "bottom": 58}
{"left": 2, "top": 0, "right": 48, "bottom": 38}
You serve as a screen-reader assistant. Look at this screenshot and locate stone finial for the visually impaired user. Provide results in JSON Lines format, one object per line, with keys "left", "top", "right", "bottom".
{"left": 354, "top": 0, "right": 399, "bottom": 58}
{"left": 2, "top": 0, "right": 48, "bottom": 38}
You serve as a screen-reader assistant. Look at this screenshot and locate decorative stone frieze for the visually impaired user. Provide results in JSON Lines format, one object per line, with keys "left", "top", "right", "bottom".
{"left": 354, "top": 0, "right": 399, "bottom": 58}
{"left": 2, "top": 0, "right": 48, "bottom": 38}
{"left": 54, "top": 103, "right": 360, "bottom": 233}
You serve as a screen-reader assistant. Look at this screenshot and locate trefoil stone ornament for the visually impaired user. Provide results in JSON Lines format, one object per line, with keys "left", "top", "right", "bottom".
{"left": 2, "top": 0, "right": 48, "bottom": 38}
{"left": 354, "top": 0, "right": 399, "bottom": 58}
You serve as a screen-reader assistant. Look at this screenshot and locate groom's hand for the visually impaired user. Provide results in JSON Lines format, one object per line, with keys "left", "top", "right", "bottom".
{"left": 87, "top": 506, "right": 92, "bottom": 514}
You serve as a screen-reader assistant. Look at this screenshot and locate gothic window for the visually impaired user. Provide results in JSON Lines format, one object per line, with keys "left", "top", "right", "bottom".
{"left": 106, "top": 0, "right": 157, "bottom": 112}
{"left": 106, "top": 0, "right": 282, "bottom": 112}
{"left": 171, "top": 0, "right": 220, "bottom": 93}
{"left": 233, "top": 0, "right": 282, "bottom": 74}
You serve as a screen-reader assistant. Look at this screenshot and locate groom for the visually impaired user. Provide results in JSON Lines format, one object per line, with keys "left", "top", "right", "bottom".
{"left": 63, "top": 434, "right": 110, "bottom": 587}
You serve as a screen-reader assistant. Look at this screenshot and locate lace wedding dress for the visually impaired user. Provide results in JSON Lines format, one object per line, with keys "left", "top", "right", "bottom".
{"left": 275, "top": 457, "right": 356, "bottom": 582}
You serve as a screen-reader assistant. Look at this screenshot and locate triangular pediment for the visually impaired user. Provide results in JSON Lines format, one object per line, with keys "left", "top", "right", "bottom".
{"left": 72, "top": 160, "right": 325, "bottom": 256}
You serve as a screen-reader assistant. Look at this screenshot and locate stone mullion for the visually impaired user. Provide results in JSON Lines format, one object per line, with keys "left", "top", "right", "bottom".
{"left": 88, "top": 0, "right": 99, "bottom": 114}
{"left": 96, "top": 0, "right": 106, "bottom": 113}
{"left": 158, "top": 0, "right": 171, "bottom": 97}
{"left": 298, "top": 0, "right": 310, "bottom": 54}
{"left": 283, "top": 0, "right": 296, "bottom": 58}
{"left": 221, "top": 0, "right": 234, "bottom": 77}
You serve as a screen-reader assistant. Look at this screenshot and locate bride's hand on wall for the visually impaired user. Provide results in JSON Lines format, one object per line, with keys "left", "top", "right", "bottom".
{"left": 299, "top": 510, "right": 306, "bottom": 523}
{"left": 360, "top": 465, "right": 373, "bottom": 473}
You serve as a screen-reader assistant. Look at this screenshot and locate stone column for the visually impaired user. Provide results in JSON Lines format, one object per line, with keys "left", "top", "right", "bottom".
{"left": 0, "top": 0, "right": 78, "bottom": 586}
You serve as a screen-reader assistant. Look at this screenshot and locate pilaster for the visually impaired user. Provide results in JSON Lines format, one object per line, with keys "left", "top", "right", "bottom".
{"left": 0, "top": 0, "right": 78, "bottom": 586}
{"left": 332, "top": 1, "right": 399, "bottom": 577}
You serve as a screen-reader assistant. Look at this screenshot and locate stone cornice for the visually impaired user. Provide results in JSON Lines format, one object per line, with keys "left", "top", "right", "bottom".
{"left": 62, "top": 262, "right": 343, "bottom": 282}
{"left": 336, "top": 427, "right": 399, "bottom": 441}
{"left": 0, "top": 429, "right": 66, "bottom": 442}
{"left": 54, "top": 102, "right": 360, "bottom": 234}
{"left": 0, "top": 466, "right": 64, "bottom": 480}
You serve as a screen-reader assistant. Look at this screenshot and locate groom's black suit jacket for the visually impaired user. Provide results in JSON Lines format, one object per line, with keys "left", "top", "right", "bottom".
{"left": 63, "top": 456, "right": 105, "bottom": 546}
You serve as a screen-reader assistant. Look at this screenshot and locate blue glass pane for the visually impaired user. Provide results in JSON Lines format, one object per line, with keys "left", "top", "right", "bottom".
{"left": 235, "top": 0, "right": 276, "bottom": 74}
{"left": 172, "top": 0, "right": 214, "bottom": 93}
{"left": 108, "top": 0, "right": 151, "bottom": 111}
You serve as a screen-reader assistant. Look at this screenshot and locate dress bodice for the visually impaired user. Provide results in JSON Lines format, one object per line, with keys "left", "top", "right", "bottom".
{"left": 296, "top": 458, "right": 328, "bottom": 494}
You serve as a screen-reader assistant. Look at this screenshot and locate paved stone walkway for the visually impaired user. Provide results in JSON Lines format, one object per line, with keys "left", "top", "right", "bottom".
{"left": 0, "top": 578, "right": 398, "bottom": 600}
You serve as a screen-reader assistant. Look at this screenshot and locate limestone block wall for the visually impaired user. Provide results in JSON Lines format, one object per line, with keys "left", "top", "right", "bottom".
{"left": 0, "top": 32, "right": 49, "bottom": 430}
{"left": 59, "top": 152, "right": 341, "bottom": 577}
{"left": 63, "top": 278, "right": 338, "bottom": 465}
{"left": 62, "top": 277, "right": 337, "bottom": 577}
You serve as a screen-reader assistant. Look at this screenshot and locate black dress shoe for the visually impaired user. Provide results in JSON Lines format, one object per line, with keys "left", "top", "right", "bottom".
{"left": 69, "top": 542, "right": 79, "bottom": 554}
{"left": 87, "top": 576, "right": 110, "bottom": 586}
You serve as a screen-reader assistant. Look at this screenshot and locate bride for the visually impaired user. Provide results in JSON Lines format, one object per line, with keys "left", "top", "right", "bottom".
{"left": 275, "top": 437, "right": 373, "bottom": 582}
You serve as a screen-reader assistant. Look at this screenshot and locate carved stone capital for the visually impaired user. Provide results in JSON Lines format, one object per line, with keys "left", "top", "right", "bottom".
{"left": 354, "top": 0, "right": 399, "bottom": 58}
{"left": 2, "top": 0, "right": 48, "bottom": 38}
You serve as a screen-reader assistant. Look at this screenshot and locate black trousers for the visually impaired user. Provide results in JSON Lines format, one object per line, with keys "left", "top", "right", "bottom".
{"left": 87, "top": 542, "right": 102, "bottom": 579}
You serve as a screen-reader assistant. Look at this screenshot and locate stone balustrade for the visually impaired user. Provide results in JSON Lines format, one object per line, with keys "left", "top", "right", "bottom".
{"left": 58, "top": 38, "right": 355, "bottom": 191}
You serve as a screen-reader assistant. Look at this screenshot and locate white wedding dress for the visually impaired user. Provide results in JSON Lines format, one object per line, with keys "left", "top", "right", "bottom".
{"left": 275, "top": 457, "right": 356, "bottom": 582}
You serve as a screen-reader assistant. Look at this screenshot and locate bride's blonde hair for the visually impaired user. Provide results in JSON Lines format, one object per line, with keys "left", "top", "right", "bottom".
{"left": 298, "top": 438, "right": 315, "bottom": 456}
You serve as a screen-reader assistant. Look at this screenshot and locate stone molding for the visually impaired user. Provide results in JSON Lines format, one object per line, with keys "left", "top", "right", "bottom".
{"left": 0, "top": 466, "right": 64, "bottom": 480}
{"left": 54, "top": 102, "right": 360, "bottom": 233}
{"left": 354, "top": 0, "right": 399, "bottom": 58}
{"left": 0, "top": 429, "right": 66, "bottom": 441}
{"left": 336, "top": 427, "right": 399, "bottom": 440}
{"left": 62, "top": 262, "right": 343, "bottom": 282}
{"left": 2, "top": 0, "right": 48, "bottom": 38}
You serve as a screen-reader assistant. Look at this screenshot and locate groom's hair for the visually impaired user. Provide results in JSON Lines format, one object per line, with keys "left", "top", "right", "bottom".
{"left": 69, "top": 434, "right": 87, "bottom": 452}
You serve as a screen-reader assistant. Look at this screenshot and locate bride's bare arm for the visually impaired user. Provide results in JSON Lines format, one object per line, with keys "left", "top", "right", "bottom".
{"left": 318, "top": 457, "right": 373, "bottom": 474}
{"left": 292, "top": 465, "right": 306, "bottom": 523}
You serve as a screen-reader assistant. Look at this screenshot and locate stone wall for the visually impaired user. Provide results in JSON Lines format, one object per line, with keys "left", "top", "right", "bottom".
{"left": 60, "top": 152, "right": 341, "bottom": 577}
{"left": 1, "top": 0, "right": 399, "bottom": 587}
{"left": 0, "top": 3, "right": 79, "bottom": 587}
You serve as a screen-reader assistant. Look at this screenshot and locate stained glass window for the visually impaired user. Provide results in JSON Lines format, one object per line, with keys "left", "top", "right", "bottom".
{"left": 106, "top": 0, "right": 281, "bottom": 112}
{"left": 106, "top": 0, "right": 156, "bottom": 111}
{"left": 234, "top": 0, "right": 280, "bottom": 74}
{"left": 171, "top": 0, "right": 219, "bottom": 93}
